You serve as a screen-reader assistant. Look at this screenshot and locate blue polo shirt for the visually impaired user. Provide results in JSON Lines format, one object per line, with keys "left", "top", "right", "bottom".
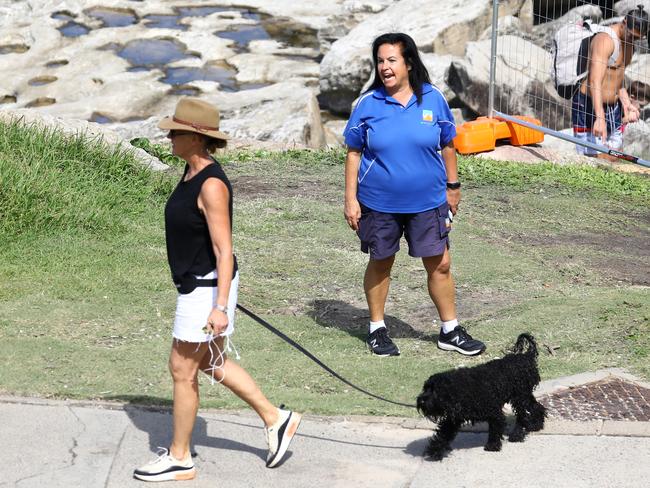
{"left": 343, "top": 83, "right": 456, "bottom": 213}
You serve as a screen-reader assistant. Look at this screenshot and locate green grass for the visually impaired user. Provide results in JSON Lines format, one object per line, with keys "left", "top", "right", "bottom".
{"left": 0, "top": 120, "right": 648, "bottom": 417}
{"left": 0, "top": 119, "right": 174, "bottom": 238}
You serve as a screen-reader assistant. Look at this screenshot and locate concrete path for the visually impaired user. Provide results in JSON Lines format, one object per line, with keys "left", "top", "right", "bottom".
{"left": 1, "top": 389, "right": 648, "bottom": 488}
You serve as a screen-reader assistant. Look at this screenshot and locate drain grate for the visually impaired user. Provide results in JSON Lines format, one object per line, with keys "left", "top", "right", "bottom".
{"left": 538, "top": 377, "right": 650, "bottom": 422}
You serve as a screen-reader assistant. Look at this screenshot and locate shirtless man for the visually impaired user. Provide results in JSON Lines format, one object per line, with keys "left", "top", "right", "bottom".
{"left": 572, "top": 5, "right": 649, "bottom": 159}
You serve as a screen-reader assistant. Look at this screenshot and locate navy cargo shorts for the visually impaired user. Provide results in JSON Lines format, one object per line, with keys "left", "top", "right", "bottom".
{"left": 357, "top": 202, "right": 450, "bottom": 260}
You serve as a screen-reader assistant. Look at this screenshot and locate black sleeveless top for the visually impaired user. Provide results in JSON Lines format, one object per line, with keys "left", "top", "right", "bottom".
{"left": 164, "top": 159, "right": 237, "bottom": 280}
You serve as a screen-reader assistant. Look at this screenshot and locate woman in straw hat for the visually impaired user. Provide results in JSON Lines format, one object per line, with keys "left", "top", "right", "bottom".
{"left": 134, "top": 98, "right": 301, "bottom": 482}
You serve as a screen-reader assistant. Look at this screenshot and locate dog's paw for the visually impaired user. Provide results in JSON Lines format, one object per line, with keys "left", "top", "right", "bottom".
{"left": 508, "top": 424, "right": 526, "bottom": 442}
{"left": 424, "top": 441, "right": 451, "bottom": 461}
{"left": 508, "top": 431, "right": 526, "bottom": 442}
{"left": 484, "top": 441, "right": 502, "bottom": 452}
{"left": 425, "top": 450, "right": 448, "bottom": 462}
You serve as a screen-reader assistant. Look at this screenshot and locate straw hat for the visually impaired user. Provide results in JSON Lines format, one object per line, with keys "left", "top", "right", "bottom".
{"left": 158, "top": 98, "right": 229, "bottom": 141}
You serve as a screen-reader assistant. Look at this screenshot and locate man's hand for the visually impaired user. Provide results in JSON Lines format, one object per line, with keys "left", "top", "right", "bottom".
{"left": 592, "top": 116, "right": 607, "bottom": 143}
{"left": 623, "top": 102, "right": 641, "bottom": 123}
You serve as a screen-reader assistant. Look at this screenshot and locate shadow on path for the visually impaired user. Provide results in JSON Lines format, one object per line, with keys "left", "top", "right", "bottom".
{"left": 109, "top": 396, "right": 268, "bottom": 462}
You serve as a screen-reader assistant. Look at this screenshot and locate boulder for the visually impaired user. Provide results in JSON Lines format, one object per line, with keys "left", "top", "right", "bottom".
{"left": 614, "top": 0, "right": 650, "bottom": 17}
{"left": 319, "top": 0, "right": 526, "bottom": 115}
{"left": 480, "top": 16, "right": 526, "bottom": 40}
{"left": 357, "top": 53, "right": 459, "bottom": 105}
{"left": 530, "top": 4, "right": 604, "bottom": 50}
{"left": 110, "top": 82, "right": 326, "bottom": 149}
{"left": 322, "top": 118, "right": 347, "bottom": 147}
{"left": 228, "top": 53, "right": 320, "bottom": 86}
{"left": 317, "top": 0, "right": 394, "bottom": 55}
{"left": 447, "top": 35, "right": 572, "bottom": 129}
{"left": 217, "top": 83, "right": 325, "bottom": 148}
{"left": 622, "top": 120, "right": 650, "bottom": 159}
{"left": 627, "top": 54, "right": 650, "bottom": 87}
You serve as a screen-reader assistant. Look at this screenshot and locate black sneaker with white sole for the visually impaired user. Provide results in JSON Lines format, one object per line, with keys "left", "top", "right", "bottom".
{"left": 437, "top": 326, "right": 486, "bottom": 356}
{"left": 366, "top": 327, "right": 400, "bottom": 356}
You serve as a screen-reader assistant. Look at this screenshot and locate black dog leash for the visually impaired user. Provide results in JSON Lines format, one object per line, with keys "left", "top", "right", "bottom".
{"left": 236, "top": 303, "right": 416, "bottom": 409}
{"left": 173, "top": 273, "right": 415, "bottom": 408}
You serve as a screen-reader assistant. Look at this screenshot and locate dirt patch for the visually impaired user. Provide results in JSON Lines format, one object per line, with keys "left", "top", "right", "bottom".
{"left": 231, "top": 174, "right": 337, "bottom": 200}
{"left": 455, "top": 287, "right": 522, "bottom": 322}
{"left": 513, "top": 229, "right": 650, "bottom": 286}
{"left": 231, "top": 175, "right": 274, "bottom": 197}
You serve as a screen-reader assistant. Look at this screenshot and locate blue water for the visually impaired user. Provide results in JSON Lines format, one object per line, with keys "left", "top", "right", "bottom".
{"left": 238, "top": 82, "right": 272, "bottom": 91}
{"left": 176, "top": 6, "right": 228, "bottom": 17}
{"left": 86, "top": 8, "right": 137, "bottom": 27}
{"left": 160, "top": 66, "right": 237, "bottom": 91}
{"left": 241, "top": 11, "right": 261, "bottom": 21}
{"left": 51, "top": 12, "right": 75, "bottom": 21}
{"left": 216, "top": 25, "right": 270, "bottom": 49}
{"left": 118, "top": 39, "right": 190, "bottom": 67}
{"left": 47, "top": 6, "right": 315, "bottom": 96}
{"left": 90, "top": 113, "right": 114, "bottom": 124}
{"left": 58, "top": 21, "right": 90, "bottom": 37}
{"left": 143, "top": 14, "right": 187, "bottom": 31}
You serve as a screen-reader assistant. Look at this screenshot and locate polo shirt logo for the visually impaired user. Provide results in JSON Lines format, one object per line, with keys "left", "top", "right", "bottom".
{"left": 422, "top": 110, "right": 433, "bottom": 122}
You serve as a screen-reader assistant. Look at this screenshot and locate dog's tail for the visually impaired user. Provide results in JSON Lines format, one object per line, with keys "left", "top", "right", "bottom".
{"left": 511, "top": 333, "right": 538, "bottom": 357}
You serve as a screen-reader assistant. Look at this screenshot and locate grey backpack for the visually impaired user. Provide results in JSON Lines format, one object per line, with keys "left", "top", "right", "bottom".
{"left": 551, "top": 20, "right": 620, "bottom": 99}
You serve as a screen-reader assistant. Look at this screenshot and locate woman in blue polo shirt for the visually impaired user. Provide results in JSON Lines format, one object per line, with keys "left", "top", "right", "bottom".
{"left": 343, "top": 32, "right": 486, "bottom": 357}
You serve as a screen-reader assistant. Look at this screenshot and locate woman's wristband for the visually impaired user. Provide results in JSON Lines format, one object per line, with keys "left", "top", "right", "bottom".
{"left": 446, "top": 181, "right": 461, "bottom": 190}
{"left": 215, "top": 304, "right": 228, "bottom": 314}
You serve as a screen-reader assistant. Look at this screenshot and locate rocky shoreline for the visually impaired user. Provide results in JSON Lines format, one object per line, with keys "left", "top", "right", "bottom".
{"left": 1, "top": 0, "right": 648, "bottom": 158}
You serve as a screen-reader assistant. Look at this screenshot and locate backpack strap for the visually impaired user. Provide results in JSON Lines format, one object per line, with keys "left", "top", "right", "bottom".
{"left": 592, "top": 25, "right": 621, "bottom": 66}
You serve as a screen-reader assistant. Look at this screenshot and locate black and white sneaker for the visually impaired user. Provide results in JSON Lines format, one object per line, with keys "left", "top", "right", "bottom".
{"left": 437, "top": 326, "right": 486, "bottom": 356}
{"left": 366, "top": 327, "right": 400, "bottom": 356}
{"left": 133, "top": 448, "right": 196, "bottom": 482}
{"left": 265, "top": 405, "right": 302, "bottom": 468}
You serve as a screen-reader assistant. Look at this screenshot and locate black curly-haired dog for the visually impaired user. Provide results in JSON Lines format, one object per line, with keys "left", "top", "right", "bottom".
{"left": 416, "top": 333, "right": 546, "bottom": 460}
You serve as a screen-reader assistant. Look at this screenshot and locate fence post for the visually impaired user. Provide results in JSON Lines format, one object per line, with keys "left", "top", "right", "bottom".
{"left": 488, "top": 0, "right": 499, "bottom": 118}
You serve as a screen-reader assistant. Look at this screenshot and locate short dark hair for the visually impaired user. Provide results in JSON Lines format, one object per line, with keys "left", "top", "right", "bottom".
{"left": 625, "top": 4, "right": 649, "bottom": 37}
{"left": 203, "top": 135, "right": 227, "bottom": 153}
{"left": 368, "top": 32, "right": 431, "bottom": 105}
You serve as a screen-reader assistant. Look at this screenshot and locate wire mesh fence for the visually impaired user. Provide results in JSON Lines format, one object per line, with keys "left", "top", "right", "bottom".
{"left": 489, "top": 0, "right": 650, "bottom": 162}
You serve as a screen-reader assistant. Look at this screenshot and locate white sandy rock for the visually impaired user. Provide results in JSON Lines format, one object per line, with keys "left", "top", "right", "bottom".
{"left": 614, "top": 0, "right": 650, "bottom": 16}
{"left": 0, "top": 0, "right": 329, "bottom": 147}
{"left": 228, "top": 53, "right": 320, "bottom": 85}
{"left": 447, "top": 35, "right": 572, "bottom": 129}
{"left": 111, "top": 81, "right": 325, "bottom": 149}
{"left": 319, "top": 0, "right": 526, "bottom": 114}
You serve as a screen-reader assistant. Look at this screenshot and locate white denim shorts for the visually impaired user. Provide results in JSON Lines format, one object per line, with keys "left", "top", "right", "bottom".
{"left": 172, "top": 270, "right": 239, "bottom": 343}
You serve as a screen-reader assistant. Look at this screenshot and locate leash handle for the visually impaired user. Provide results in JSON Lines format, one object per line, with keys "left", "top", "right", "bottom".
{"left": 236, "top": 304, "right": 416, "bottom": 409}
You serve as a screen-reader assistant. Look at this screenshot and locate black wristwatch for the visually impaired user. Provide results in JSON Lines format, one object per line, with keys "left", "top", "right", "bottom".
{"left": 446, "top": 181, "right": 461, "bottom": 190}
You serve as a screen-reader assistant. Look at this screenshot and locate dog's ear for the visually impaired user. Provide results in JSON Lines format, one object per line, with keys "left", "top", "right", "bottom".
{"left": 416, "top": 388, "right": 440, "bottom": 417}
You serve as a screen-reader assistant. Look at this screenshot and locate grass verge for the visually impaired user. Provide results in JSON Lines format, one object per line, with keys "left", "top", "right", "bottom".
{"left": 0, "top": 122, "right": 648, "bottom": 416}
